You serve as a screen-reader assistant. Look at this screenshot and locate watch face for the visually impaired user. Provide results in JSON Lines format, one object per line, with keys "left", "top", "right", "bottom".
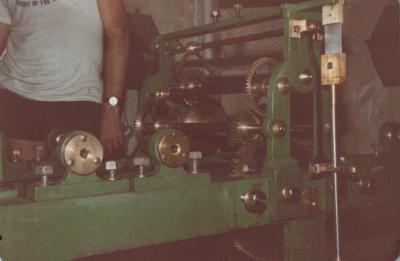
{"left": 108, "top": 96, "right": 119, "bottom": 106}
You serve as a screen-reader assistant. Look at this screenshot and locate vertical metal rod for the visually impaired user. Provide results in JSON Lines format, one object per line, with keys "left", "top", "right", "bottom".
{"left": 192, "top": 159, "right": 199, "bottom": 174}
{"left": 331, "top": 84, "right": 341, "bottom": 261}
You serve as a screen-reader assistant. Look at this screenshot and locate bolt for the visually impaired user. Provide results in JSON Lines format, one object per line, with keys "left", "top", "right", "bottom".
{"left": 171, "top": 132, "right": 177, "bottom": 137}
{"left": 35, "top": 146, "right": 45, "bottom": 162}
{"left": 211, "top": 10, "right": 220, "bottom": 23}
{"left": 34, "top": 165, "right": 54, "bottom": 187}
{"left": 12, "top": 149, "right": 21, "bottom": 162}
{"left": 298, "top": 72, "right": 313, "bottom": 85}
{"left": 105, "top": 161, "right": 119, "bottom": 181}
{"left": 277, "top": 77, "right": 291, "bottom": 95}
{"left": 281, "top": 185, "right": 301, "bottom": 204}
{"left": 80, "top": 135, "right": 87, "bottom": 142}
{"left": 234, "top": 3, "right": 243, "bottom": 17}
{"left": 189, "top": 151, "right": 202, "bottom": 174}
{"left": 67, "top": 159, "right": 75, "bottom": 167}
{"left": 133, "top": 157, "right": 150, "bottom": 178}
{"left": 272, "top": 120, "right": 287, "bottom": 138}
{"left": 93, "top": 157, "right": 101, "bottom": 165}
{"left": 293, "top": 25, "right": 301, "bottom": 33}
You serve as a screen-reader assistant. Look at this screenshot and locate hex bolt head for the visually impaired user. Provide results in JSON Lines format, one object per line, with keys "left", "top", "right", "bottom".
{"left": 105, "top": 161, "right": 117, "bottom": 171}
{"left": 34, "top": 165, "right": 54, "bottom": 176}
{"left": 133, "top": 157, "right": 150, "bottom": 167}
{"left": 189, "top": 151, "right": 202, "bottom": 160}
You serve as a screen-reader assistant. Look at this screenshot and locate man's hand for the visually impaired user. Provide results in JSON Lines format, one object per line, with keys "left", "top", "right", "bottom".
{"left": 100, "top": 105, "right": 124, "bottom": 157}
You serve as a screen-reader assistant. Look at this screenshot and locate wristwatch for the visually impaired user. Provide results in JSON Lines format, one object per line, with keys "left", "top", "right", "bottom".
{"left": 103, "top": 95, "right": 120, "bottom": 107}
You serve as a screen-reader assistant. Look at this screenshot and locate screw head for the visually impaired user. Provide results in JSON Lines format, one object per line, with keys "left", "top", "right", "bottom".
{"left": 67, "top": 159, "right": 75, "bottom": 167}
{"left": 93, "top": 157, "right": 101, "bottom": 165}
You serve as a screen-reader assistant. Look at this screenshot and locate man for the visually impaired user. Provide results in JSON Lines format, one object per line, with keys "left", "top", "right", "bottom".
{"left": 0, "top": 0, "right": 130, "bottom": 160}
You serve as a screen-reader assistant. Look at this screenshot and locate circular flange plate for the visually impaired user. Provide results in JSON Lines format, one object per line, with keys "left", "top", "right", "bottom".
{"left": 62, "top": 132, "right": 103, "bottom": 175}
{"left": 157, "top": 130, "right": 190, "bottom": 168}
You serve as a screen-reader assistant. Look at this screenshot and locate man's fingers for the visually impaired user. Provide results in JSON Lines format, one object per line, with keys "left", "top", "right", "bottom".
{"left": 102, "top": 135, "right": 124, "bottom": 157}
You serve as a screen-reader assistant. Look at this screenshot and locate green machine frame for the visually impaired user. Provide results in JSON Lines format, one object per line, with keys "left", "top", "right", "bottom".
{"left": 1, "top": 0, "right": 400, "bottom": 260}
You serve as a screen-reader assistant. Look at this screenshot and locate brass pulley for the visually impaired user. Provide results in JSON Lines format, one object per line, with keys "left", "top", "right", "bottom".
{"left": 150, "top": 129, "right": 190, "bottom": 168}
{"left": 57, "top": 131, "right": 103, "bottom": 176}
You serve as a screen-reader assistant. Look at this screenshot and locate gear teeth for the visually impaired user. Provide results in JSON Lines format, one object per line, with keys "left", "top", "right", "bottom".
{"left": 133, "top": 99, "right": 179, "bottom": 152}
{"left": 245, "top": 57, "right": 277, "bottom": 117}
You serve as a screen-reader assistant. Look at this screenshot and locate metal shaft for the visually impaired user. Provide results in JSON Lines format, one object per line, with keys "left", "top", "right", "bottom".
{"left": 139, "top": 166, "right": 145, "bottom": 178}
{"left": 192, "top": 159, "right": 199, "bottom": 174}
{"left": 331, "top": 84, "right": 341, "bottom": 260}
{"left": 165, "top": 30, "right": 284, "bottom": 55}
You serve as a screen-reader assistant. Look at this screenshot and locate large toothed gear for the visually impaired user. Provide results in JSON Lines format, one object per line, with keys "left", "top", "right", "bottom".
{"left": 245, "top": 57, "right": 278, "bottom": 117}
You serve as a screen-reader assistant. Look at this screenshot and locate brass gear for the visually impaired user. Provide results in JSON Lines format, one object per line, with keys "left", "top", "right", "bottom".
{"left": 245, "top": 57, "right": 278, "bottom": 117}
{"left": 133, "top": 100, "right": 178, "bottom": 151}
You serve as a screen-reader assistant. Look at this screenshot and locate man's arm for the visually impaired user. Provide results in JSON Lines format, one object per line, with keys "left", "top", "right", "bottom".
{"left": 0, "top": 22, "right": 9, "bottom": 55}
{"left": 97, "top": 0, "right": 130, "bottom": 156}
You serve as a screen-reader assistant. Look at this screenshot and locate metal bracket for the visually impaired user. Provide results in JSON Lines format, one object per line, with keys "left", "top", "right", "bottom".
{"left": 309, "top": 162, "right": 356, "bottom": 175}
{"left": 289, "top": 19, "right": 322, "bottom": 39}
{"left": 289, "top": 20, "right": 308, "bottom": 38}
{"left": 322, "top": 0, "right": 344, "bottom": 25}
{"left": 321, "top": 53, "right": 347, "bottom": 85}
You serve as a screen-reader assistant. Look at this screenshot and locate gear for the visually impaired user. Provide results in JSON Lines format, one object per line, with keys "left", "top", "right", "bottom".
{"left": 245, "top": 57, "right": 278, "bottom": 117}
{"left": 133, "top": 100, "right": 178, "bottom": 151}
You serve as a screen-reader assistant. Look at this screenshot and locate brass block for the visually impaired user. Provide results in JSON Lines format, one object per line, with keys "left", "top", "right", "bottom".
{"left": 321, "top": 53, "right": 347, "bottom": 85}
{"left": 322, "top": 0, "right": 344, "bottom": 25}
{"left": 289, "top": 19, "right": 307, "bottom": 39}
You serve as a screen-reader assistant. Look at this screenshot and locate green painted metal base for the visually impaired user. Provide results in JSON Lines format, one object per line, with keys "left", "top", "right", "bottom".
{"left": 0, "top": 188, "right": 17, "bottom": 199}
{"left": 23, "top": 173, "right": 131, "bottom": 202}
{"left": 0, "top": 176, "right": 277, "bottom": 261}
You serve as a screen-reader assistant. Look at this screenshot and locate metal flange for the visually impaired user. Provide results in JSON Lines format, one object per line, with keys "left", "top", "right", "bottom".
{"left": 150, "top": 129, "right": 190, "bottom": 168}
{"left": 58, "top": 131, "right": 103, "bottom": 176}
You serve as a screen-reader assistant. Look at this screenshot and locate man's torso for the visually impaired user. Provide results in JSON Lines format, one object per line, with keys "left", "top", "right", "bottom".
{"left": 0, "top": 0, "right": 104, "bottom": 102}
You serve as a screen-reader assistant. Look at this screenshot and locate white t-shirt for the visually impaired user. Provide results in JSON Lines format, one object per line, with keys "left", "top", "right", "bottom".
{"left": 0, "top": 0, "right": 104, "bottom": 103}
